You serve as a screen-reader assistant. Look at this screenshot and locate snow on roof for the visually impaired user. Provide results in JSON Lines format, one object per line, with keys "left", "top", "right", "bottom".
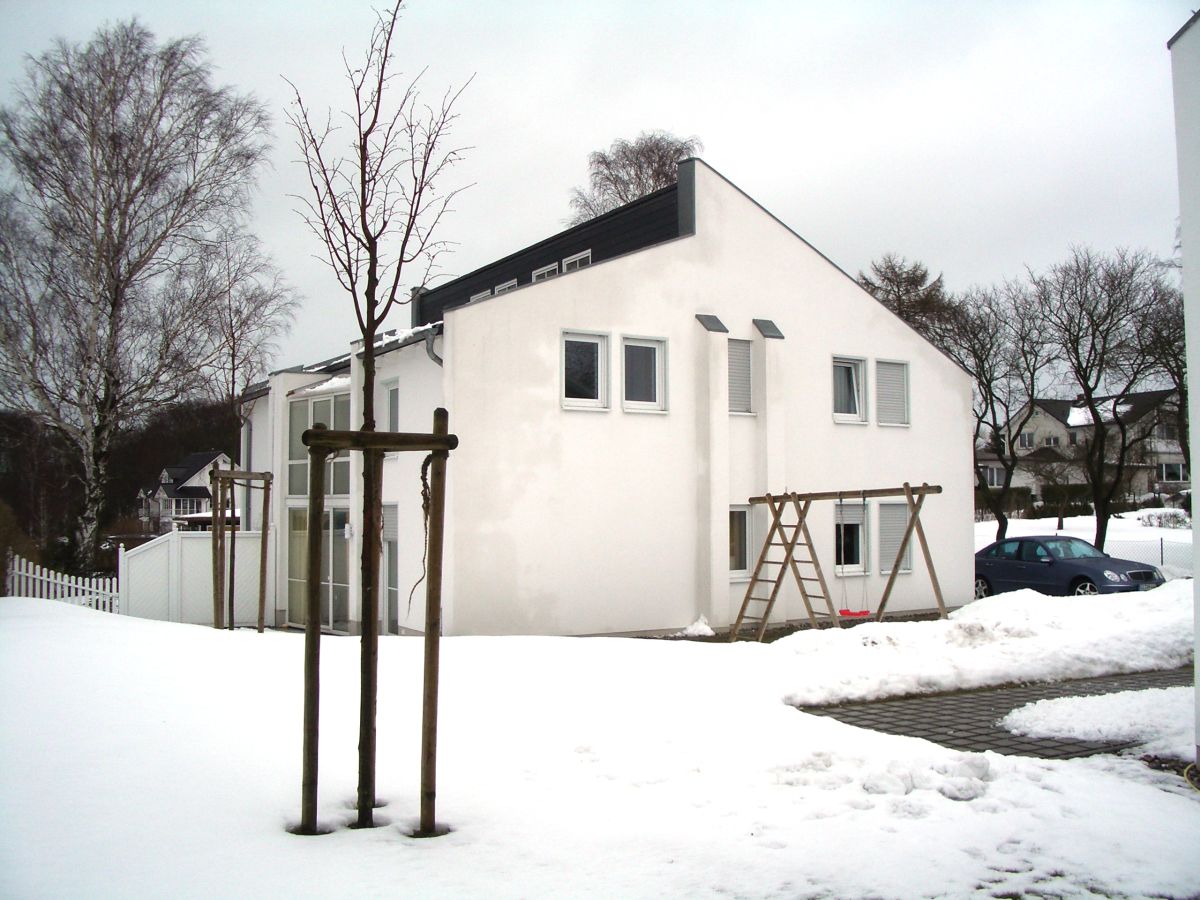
{"left": 291, "top": 374, "right": 352, "bottom": 397}
{"left": 1065, "top": 400, "right": 1132, "bottom": 427}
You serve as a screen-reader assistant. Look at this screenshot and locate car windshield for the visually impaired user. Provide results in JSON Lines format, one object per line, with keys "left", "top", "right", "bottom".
{"left": 1041, "top": 537, "right": 1106, "bottom": 560}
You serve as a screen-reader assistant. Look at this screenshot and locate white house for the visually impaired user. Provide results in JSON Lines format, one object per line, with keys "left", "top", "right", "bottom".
{"left": 241, "top": 159, "right": 976, "bottom": 636}
{"left": 137, "top": 450, "right": 232, "bottom": 533}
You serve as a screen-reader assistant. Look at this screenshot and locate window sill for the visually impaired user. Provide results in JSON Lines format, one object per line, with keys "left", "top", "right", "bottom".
{"left": 730, "top": 573, "right": 752, "bottom": 583}
{"left": 561, "top": 403, "right": 610, "bottom": 412}
{"left": 876, "top": 422, "right": 911, "bottom": 428}
{"left": 834, "top": 568, "right": 868, "bottom": 578}
{"left": 729, "top": 411, "right": 757, "bottom": 418}
{"left": 833, "top": 417, "right": 869, "bottom": 426}
{"left": 624, "top": 406, "right": 669, "bottom": 415}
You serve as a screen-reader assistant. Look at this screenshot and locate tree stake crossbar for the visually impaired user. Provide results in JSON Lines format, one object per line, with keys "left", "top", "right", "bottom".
{"left": 730, "top": 482, "right": 946, "bottom": 642}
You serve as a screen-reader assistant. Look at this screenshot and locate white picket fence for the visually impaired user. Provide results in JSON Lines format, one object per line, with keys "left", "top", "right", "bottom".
{"left": 5, "top": 529, "right": 273, "bottom": 625}
{"left": 5, "top": 551, "right": 120, "bottom": 612}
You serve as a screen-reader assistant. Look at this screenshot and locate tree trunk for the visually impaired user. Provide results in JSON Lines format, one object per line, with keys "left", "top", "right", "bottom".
{"left": 356, "top": 341, "right": 381, "bottom": 828}
{"left": 994, "top": 510, "right": 1008, "bottom": 541}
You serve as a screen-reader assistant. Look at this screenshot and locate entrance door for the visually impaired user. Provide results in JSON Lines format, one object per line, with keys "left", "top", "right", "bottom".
{"left": 287, "top": 506, "right": 351, "bottom": 633}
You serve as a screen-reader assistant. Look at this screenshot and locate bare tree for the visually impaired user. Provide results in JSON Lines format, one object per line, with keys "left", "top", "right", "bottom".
{"left": 568, "top": 130, "right": 701, "bottom": 225}
{"left": 198, "top": 232, "right": 299, "bottom": 416}
{"left": 1034, "top": 248, "right": 1167, "bottom": 549}
{"left": 287, "top": 0, "right": 467, "bottom": 829}
{"left": 857, "top": 253, "right": 953, "bottom": 339}
{"left": 930, "top": 283, "right": 1056, "bottom": 540}
{"left": 0, "top": 22, "right": 272, "bottom": 568}
{"left": 1142, "top": 277, "right": 1188, "bottom": 470}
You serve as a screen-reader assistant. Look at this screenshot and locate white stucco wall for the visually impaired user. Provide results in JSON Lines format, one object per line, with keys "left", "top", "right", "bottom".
{"left": 439, "top": 160, "right": 975, "bottom": 635}
{"left": 1169, "top": 12, "right": 1200, "bottom": 764}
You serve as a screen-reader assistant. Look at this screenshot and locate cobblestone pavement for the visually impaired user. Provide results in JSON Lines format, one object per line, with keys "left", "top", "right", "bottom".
{"left": 797, "top": 667, "right": 1195, "bottom": 759}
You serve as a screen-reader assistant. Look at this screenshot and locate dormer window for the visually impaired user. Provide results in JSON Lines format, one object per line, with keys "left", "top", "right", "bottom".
{"left": 563, "top": 250, "right": 591, "bottom": 273}
{"left": 494, "top": 279, "right": 518, "bottom": 294}
{"left": 532, "top": 263, "right": 559, "bottom": 282}
{"left": 160, "top": 471, "right": 171, "bottom": 484}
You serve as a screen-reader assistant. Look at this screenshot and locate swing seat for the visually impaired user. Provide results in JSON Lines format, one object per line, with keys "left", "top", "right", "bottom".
{"left": 838, "top": 608, "right": 871, "bottom": 618}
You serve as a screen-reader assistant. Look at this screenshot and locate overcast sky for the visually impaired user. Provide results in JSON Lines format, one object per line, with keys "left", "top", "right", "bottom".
{"left": 0, "top": 0, "right": 1193, "bottom": 366}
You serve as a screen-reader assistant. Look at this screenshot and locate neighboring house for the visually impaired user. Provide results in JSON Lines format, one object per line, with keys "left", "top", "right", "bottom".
{"left": 138, "top": 451, "right": 232, "bottom": 533}
{"left": 999, "top": 391, "right": 1189, "bottom": 503}
{"left": 240, "top": 158, "right": 975, "bottom": 636}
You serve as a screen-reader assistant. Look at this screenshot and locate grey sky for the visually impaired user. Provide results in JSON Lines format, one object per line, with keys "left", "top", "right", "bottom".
{"left": 0, "top": 1, "right": 1191, "bottom": 366}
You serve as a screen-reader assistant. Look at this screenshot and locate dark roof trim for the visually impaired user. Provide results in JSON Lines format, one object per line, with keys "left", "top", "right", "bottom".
{"left": 1168, "top": 9, "right": 1200, "bottom": 48}
{"left": 753, "top": 318, "right": 785, "bottom": 339}
{"left": 695, "top": 314, "right": 728, "bottom": 333}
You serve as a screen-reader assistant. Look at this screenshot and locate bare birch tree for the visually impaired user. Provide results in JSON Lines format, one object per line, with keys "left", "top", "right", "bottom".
{"left": 0, "top": 22, "right": 272, "bottom": 568}
{"left": 286, "top": 0, "right": 467, "bottom": 829}
{"left": 568, "top": 130, "right": 701, "bottom": 225}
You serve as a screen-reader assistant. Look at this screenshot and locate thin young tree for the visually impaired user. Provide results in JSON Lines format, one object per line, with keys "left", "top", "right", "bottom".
{"left": 568, "top": 130, "right": 701, "bottom": 225}
{"left": 930, "top": 283, "right": 1056, "bottom": 540}
{"left": 1034, "top": 247, "right": 1167, "bottom": 549}
{"left": 287, "top": 0, "right": 467, "bottom": 829}
{"left": 0, "top": 22, "right": 273, "bottom": 568}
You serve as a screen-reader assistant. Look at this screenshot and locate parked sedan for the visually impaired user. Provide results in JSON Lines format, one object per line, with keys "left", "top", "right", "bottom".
{"left": 974, "top": 535, "right": 1165, "bottom": 599}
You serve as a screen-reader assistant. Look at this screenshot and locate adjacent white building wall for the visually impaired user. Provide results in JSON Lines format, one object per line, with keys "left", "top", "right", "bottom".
{"left": 1168, "top": 10, "right": 1200, "bottom": 765}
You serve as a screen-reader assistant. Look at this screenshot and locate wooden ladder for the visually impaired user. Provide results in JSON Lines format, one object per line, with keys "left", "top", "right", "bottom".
{"left": 729, "top": 493, "right": 842, "bottom": 642}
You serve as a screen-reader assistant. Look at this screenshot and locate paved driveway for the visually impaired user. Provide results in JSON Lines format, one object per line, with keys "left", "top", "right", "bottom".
{"left": 797, "top": 667, "right": 1195, "bottom": 759}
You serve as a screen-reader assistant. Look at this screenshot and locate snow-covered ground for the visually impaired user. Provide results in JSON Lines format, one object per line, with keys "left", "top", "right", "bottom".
{"left": 1, "top": 587, "right": 1196, "bottom": 899}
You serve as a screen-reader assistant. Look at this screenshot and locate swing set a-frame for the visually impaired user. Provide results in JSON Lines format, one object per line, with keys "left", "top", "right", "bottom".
{"left": 729, "top": 482, "right": 947, "bottom": 642}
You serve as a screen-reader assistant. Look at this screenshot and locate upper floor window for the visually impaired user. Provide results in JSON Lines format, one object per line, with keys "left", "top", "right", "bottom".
{"left": 562, "top": 331, "right": 608, "bottom": 409}
{"left": 875, "top": 360, "right": 909, "bottom": 425}
{"left": 1156, "top": 462, "right": 1188, "bottom": 482}
{"left": 1154, "top": 423, "right": 1179, "bottom": 441}
{"left": 563, "top": 250, "right": 592, "bottom": 273}
{"left": 494, "top": 279, "right": 518, "bottom": 294}
{"left": 1069, "top": 431, "right": 1078, "bottom": 445}
{"left": 833, "top": 357, "right": 866, "bottom": 422}
{"left": 1017, "top": 432, "right": 1034, "bottom": 449}
{"left": 728, "top": 339, "right": 752, "bottom": 413}
{"left": 533, "top": 263, "right": 559, "bottom": 282}
{"left": 469, "top": 289, "right": 492, "bottom": 302}
{"left": 623, "top": 338, "right": 666, "bottom": 412}
{"left": 1043, "top": 435, "right": 1060, "bottom": 447}
{"left": 288, "top": 392, "right": 351, "bottom": 496}
{"left": 384, "top": 380, "right": 399, "bottom": 432}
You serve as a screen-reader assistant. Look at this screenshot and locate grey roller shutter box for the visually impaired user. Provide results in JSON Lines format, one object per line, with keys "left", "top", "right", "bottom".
{"left": 728, "top": 339, "right": 752, "bottom": 413}
{"left": 835, "top": 501, "right": 866, "bottom": 526}
{"left": 382, "top": 504, "right": 398, "bottom": 541}
{"left": 878, "top": 503, "right": 912, "bottom": 573}
{"left": 876, "top": 361, "right": 909, "bottom": 425}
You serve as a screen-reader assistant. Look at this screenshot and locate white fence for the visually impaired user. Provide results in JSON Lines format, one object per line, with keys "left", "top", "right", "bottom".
{"left": 5, "top": 552, "right": 120, "bottom": 612}
{"left": 5, "top": 530, "right": 274, "bottom": 626}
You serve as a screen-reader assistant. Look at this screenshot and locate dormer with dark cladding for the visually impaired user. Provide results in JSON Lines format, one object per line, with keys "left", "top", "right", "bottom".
{"left": 411, "top": 161, "right": 698, "bottom": 327}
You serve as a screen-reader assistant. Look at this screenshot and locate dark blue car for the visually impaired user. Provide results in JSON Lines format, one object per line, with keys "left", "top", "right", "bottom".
{"left": 974, "top": 535, "right": 1165, "bottom": 598}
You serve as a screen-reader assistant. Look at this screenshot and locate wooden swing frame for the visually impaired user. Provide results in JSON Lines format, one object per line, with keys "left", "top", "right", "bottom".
{"left": 730, "top": 482, "right": 947, "bottom": 642}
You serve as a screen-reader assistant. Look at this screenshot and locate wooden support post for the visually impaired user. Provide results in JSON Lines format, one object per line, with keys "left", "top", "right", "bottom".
{"left": 904, "top": 482, "right": 948, "bottom": 618}
{"left": 258, "top": 475, "right": 271, "bottom": 634}
{"left": 216, "top": 473, "right": 228, "bottom": 629}
{"left": 299, "top": 426, "right": 330, "bottom": 835}
{"left": 875, "top": 487, "right": 928, "bottom": 621}
{"left": 227, "top": 476, "right": 237, "bottom": 631}
{"left": 210, "top": 470, "right": 221, "bottom": 629}
{"left": 419, "top": 408, "right": 450, "bottom": 836}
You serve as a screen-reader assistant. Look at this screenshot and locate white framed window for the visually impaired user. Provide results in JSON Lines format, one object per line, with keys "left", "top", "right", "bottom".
{"left": 982, "top": 465, "right": 1004, "bottom": 488}
{"left": 288, "top": 393, "right": 351, "bottom": 496}
{"left": 533, "top": 263, "right": 559, "bottom": 282}
{"left": 1069, "top": 431, "right": 1078, "bottom": 445}
{"left": 875, "top": 360, "right": 909, "bottom": 425}
{"left": 1043, "top": 435, "right": 1060, "bottom": 447}
{"left": 835, "top": 501, "right": 867, "bottom": 575}
{"left": 833, "top": 357, "right": 866, "bottom": 422}
{"left": 878, "top": 502, "right": 912, "bottom": 575}
{"left": 1154, "top": 423, "right": 1179, "bottom": 441}
{"left": 1156, "top": 462, "right": 1188, "bottom": 482}
{"left": 383, "top": 379, "right": 399, "bottom": 432}
{"left": 729, "top": 506, "right": 751, "bottom": 575}
{"left": 622, "top": 337, "right": 666, "bottom": 412}
{"left": 469, "top": 289, "right": 492, "bottom": 302}
{"left": 728, "top": 339, "right": 752, "bottom": 413}
{"left": 562, "top": 331, "right": 608, "bottom": 409}
{"left": 563, "top": 249, "right": 592, "bottom": 272}
{"left": 1017, "top": 432, "right": 1034, "bottom": 449}
{"left": 494, "top": 279, "right": 518, "bottom": 294}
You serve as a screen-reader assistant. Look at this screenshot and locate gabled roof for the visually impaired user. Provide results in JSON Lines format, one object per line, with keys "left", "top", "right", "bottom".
{"left": 1032, "top": 390, "right": 1175, "bottom": 428}
{"left": 158, "top": 451, "right": 227, "bottom": 488}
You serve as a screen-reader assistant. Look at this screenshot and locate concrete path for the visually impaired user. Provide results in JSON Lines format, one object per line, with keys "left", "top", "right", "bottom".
{"left": 797, "top": 667, "right": 1195, "bottom": 759}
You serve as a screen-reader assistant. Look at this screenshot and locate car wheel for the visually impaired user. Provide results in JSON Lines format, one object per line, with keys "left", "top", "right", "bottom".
{"left": 1072, "top": 579, "right": 1099, "bottom": 596}
{"left": 974, "top": 576, "right": 991, "bottom": 599}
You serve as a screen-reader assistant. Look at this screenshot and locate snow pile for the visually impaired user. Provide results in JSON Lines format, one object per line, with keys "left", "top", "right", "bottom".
{"left": 1003, "top": 687, "right": 1196, "bottom": 760}
{"left": 1, "top": 595, "right": 1199, "bottom": 899}
{"left": 671, "top": 615, "right": 715, "bottom": 637}
{"left": 775, "top": 582, "right": 1194, "bottom": 706}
